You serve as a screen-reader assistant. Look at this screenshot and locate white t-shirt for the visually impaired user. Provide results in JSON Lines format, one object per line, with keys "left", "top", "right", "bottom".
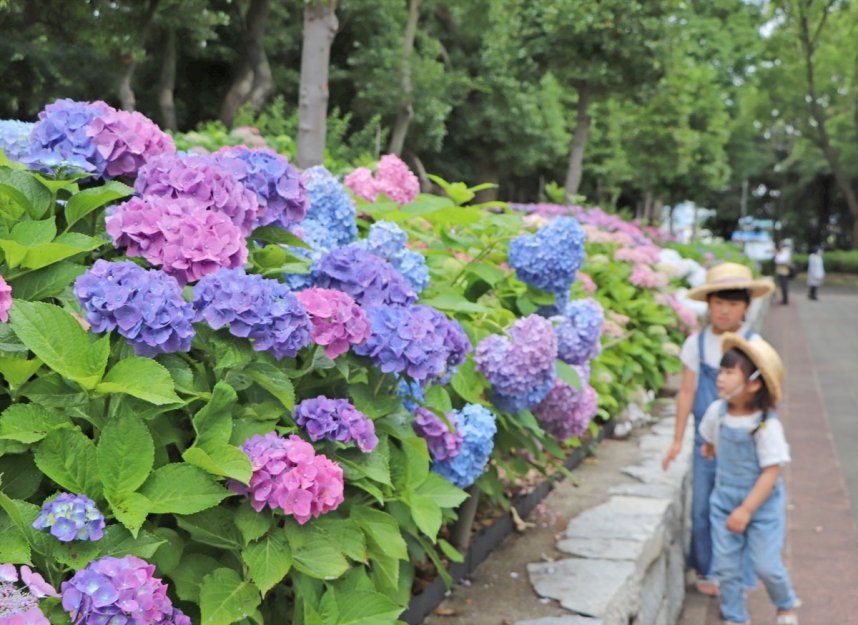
{"left": 698, "top": 399, "right": 791, "bottom": 468}
{"left": 680, "top": 324, "right": 757, "bottom": 375}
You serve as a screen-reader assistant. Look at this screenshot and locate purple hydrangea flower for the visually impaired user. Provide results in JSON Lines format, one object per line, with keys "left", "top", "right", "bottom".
{"left": 532, "top": 378, "right": 598, "bottom": 441}
{"left": 213, "top": 146, "right": 307, "bottom": 229}
{"left": 355, "top": 221, "right": 430, "bottom": 293}
{"left": 313, "top": 246, "right": 417, "bottom": 308}
{"left": 0, "top": 564, "right": 58, "bottom": 625}
{"left": 74, "top": 260, "right": 195, "bottom": 357}
{"left": 432, "top": 404, "right": 497, "bottom": 488}
{"left": 552, "top": 298, "right": 604, "bottom": 365}
{"left": 25, "top": 99, "right": 112, "bottom": 174}
{"left": 192, "top": 268, "right": 312, "bottom": 359}
{"left": 412, "top": 407, "right": 463, "bottom": 461}
{"left": 488, "top": 376, "right": 556, "bottom": 414}
{"left": 32, "top": 493, "right": 105, "bottom": 542}
{"left": 86, "top": 108, "right": 175, "bottom": 179}
{"left": 508, "top": 216, "right": 585, "bottom": 303}
{"left": 293, "top": 396, "right": 378, "bottom": 452}
{"left": 0, "top": 120, "right": 35, "bottom": 162}
{"left": 293, "top": 288, "right": 371, "bottom": 359}
{"left": 61, "top": 556, "right": 189, "bottom": 625}
{"left": 135, "top": 152, "right": 260, "bottom": 235}
{"left": 301, "top": 165, "right": 357, "bottom": 248}
{"left": 231, "top": 432, "right": 344, "bottom": 524}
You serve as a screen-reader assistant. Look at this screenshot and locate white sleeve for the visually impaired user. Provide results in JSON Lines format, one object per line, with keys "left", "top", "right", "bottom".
{"left": 756, "top": 418, "right": 791, "bottom": 467}
{"left": 680, "top": 333, "right": 700, "bottom": 373}
{"left": 698, "top": 401, "right": 722, "bottom": 444}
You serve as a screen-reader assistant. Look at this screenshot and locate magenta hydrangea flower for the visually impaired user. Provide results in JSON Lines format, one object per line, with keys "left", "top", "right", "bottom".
{"left": 343, "top": 166, "right": 378, "bottom": 202}
{"left": 293, "top": 288, "right": 371, "bottom": 359}
{"left": 231, "top": 432, "right": 344, "bottom": 524}
{"left": 61, "top": 556, "right": 189, "bottom": 625}
{"left": 0, "top": 275, "right": 12, "bottom": 323}
{"left": 86, "top": 108, "right": 175, "bottom": 179}
{"left": 532, "top": 378, "right": 598, "bottom": 441}
{"left": 135, "top": 152, "right": 260, "bottom": 235}
{"left": 293, "top": 396, "right": 378, "bottom": 452}
{"left": 0, "top": 564, "right": 57, "bottom": 625}
{"left": 412, "top": 407, "right": 462, "bottom": 461}
{"left": 374, "top": 154, "right": 420, "bottom": 205}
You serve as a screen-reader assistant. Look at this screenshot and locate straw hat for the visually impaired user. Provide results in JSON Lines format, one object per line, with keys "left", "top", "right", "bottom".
{"left": 721, "top": 333, "right": 785, "bottom": 405}
{"left": 687, "top": 262, "right": 775, "bottom": 301}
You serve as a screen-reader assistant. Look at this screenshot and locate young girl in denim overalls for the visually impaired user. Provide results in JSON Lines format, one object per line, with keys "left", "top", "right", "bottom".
{"left": 699, "top": 333, "right": 799, "bottom": 625}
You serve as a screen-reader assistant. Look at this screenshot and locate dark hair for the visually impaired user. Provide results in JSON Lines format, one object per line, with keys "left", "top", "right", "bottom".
{"left": 707, "top": 288, "right": 751, "bottom": 304}
{"left": 720, "top": 347, "right": 775, "bottom": 414}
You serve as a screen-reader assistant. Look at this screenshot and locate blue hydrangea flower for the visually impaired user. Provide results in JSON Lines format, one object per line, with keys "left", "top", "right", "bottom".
{"left": 293, "top": 396, "right": 378, "bottom": 452}
{"left": 489, "top": 376, "right": 556, "bottom": 414}
{"left": 356, "top": 221, "right": 430, "bottom": 293}
{"left": 508, "top": 216, "right": 585, "bottom": 303}
{"left": 313, "top": 245, "right": 417, "bottom": 308}
{"left": 432, "top": 404, "right": 497, "bottom": 488}
{"left": 74, "top": 260, "right": 196, "bottom": 357}
{"left": 32, "top": 493, "right": 105, "bottom": 542}
{"left": 192, "top": 268, "right": 312, "bottom": 360}
{"left": 24, "top": 99, "right": 112, "bottom": 175}
{"left": 396, "top": 377, "right": 425, "bottom": 413}
{"left": 552, "top": 298, "right": 604, "bottom": 365}
{"left": 0, "top": 120, "right": 35, "bottom": 161}
{"left": 301, "top": 165, "right": 357, "bottom": 248}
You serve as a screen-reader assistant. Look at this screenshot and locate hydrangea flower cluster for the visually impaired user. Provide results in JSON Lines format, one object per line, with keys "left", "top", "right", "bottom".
{"left": 0, "top": 120, "right": 35, "bottom": 161}
{"left": 232, "top": 432, "right": 344, "bottom": 523}
{"left": 343, "top": 166, "right": 377, "bottom": 202}
{"left": 343, "top": 154, "right": 420, "bottom": 205}
{"left": 655, "top": 292, "right": 698, "bottom": 332}
{"left": 74, "top": 260, "right": 195, "bottom": 357}
{"left": 106, "top": 196, "right": 247, "bottom": 285}
{"left": 0, "top": 275, "right": 11, "bottom": 323}
{"left": 25, "top": 99, "right": 112, "bottom": 174}
{"left": 552, "top": 298, "right": 604, "bottom": 366}
{"left": 508, "top": 217, "right": 585, "bottom": 302}
{"left": 475, "top": 315, "right": 557, "bottom": 412}
{"left": 192, "top": 268, "right": 311, "bottom": 360}
{"left": 300, "top": 166, "right": 357, "bottom": 249}
{"left": 61, "top": 556, "right": 189, "bottom": 625}
{"left": 532, "top": 378, "right": 597, "bottom": 441}
{"left": 396, "top": 376, "right": 425, "bottom": 413}
{"left": 432, "top": 404, "right": 497, "bottom": 488}
{"left": 629, "top": 264, "right": 669, "bottom": 289}
{"left": 293, "top": 396, "right": 378, "bottom": 452}
{"left": 355, "top": 221, "right": 430, "bottom": 292}
{"left": 313, "top": 246, "right": 417, "bottom": 308}
{"left": 614, "top": 245, "right": 661, "bottom": 265}
{"left": 86, "top": 108, "right": 175, "bottom": 179}
{"left": 354, "top": 304, "right": 465, "bottom": 381}
{"left": 213, "top": 146, "right": 307, "bottom": 229}
{"left": 293, "top": 288, "right": 371, "bottom": 358}
{"left": 412, "top": 407, "right": 463, "bottom": 461}
{"left": 135, "top": 152, "right": 259, "bottom": 235}
{"left": 0, "top": 564, "right": 57, "bottom": 625}
{"left": 32, "top": 493, "right": 105, "bottom": 542}
{"left": 576, "top": 271, "right": 597, "bottom": 294}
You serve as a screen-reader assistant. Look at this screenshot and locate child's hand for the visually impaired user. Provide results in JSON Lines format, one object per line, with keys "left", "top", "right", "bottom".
{"left": 726, "top": 506, "right": 751, "bottom": 533}
{"left": 700, "top": 442, "right": 716, "bottom": 460}
{"left": 661, "top": 441, "right": 682, "bottom": 471}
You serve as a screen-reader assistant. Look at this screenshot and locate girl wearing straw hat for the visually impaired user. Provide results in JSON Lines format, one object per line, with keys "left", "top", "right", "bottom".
{"left": 698, "top": 334, "right": 799, "bottom": 625}
{"left": 662, "top": 262, "right": 775, "bottom": 595}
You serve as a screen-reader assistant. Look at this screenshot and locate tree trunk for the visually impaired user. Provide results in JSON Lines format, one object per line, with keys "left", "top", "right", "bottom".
{"left": 219, "top": 0, "right": 276, "bottom": 127}
{"left": 475, "top": 163, "right": 499, "bottom": 204}
{"left": 296, "top": 1, "right": 339, "bottom": 169}
{"left": 797, "top": 2, "right": 858, "bottom": 248}
{"left": 406, "top": 151, "right": 431, "bottom": 193}
{"left": 117, "top": 0, "right": 160, "bottom": 112}
{"left": 564, "top": 81, "right": 592, "bottom": 201}
{"left": 388, "top": 0, "right": 422, "bottom": 155}
{"left": 158, "top": 27, "right": 178, "bottom": 131}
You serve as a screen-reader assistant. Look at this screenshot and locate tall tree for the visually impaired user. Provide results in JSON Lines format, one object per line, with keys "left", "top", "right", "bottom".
{"left": 117, "top": 0, "right": 161, "bottom": 111}
{"left": 388, "top": 0, "right": 422, "bottom": 155}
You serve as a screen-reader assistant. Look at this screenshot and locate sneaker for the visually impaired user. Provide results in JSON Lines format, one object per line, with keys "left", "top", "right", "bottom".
{"left": 695, "top": 578, "right": 719, "bottom": 596}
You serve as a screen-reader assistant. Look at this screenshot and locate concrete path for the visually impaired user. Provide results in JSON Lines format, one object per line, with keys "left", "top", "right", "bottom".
{"left": 680, "top": 290, "right": 858, "bottom": 624}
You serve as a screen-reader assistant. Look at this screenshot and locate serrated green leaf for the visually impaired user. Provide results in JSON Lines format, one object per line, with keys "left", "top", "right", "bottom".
{"left": 150, "top": 527, "right": 184, "bottom": 575}
{"left": 250, "top": 225, "right": 311, "bottom": 248}
{"left": 183, "top": 445, "right": 251, "bottom": 483}
{"left": 107, "top": 492, "right": 151, "bottom": 537}
{"left": 98, "top": 414, "right": 154, "bottom": 498}
{"left": 175, "top": 508, "right": 243, "bottom": 550}
{"left": 332, "top": 589, "right": 403, "bottom": 625}
{"left": 438, "top": 538, "right": 464, "bottom": 563}
{"left": 97, "top": 525, "right": 165, "bottom": 559}
{"left": 34, "top": 428, "right": 101, "bottom": 499}
{"left": 242, "top": 533, "right": 292, "bottom": 595}
{"left": 199, "top": 568, "right": 261, "bottom": 625}
{"left": 0, "top": 169, "right": 52, "bottom": 218}
{"left": 172, "top": 553, "right": 221, "bottom": 602}
{"left": 409, "top": 494, "right": 442, "bottom": 539}
{"left": 22, "top": 233, "right": 105, "bottom": 269}
{"left": 64, "top": 180, "right": 133, "bottom": 229}
{"left": 192, "top": 381, "right": 237, "bottom": 448}
{"left": 350, "top": 505, "right": 408, "bottom": 561}
{"left": 0, "top": 403, "right": 71, "bottom": 443}
{"left": 0, "top": 356, "right": 42, "bottom": 389}
{"left": 0, "top": 514, "right": 31, "bottom": 564}
{"left": 8, "top": 261, "right": 87, "bottom": 301}
{"left": 0, "top": 453, "right": 42, "bottom": 499}
{"left": 556, "top": 360, "right": 582, "bottom": 391}
{"left": 291, "top": 541, "right": 350, "bottom": 581}
{"left": 414, "top": 472, "right": 469, "bottom": 508}
{"left": 140, "top": 464, "right": 230, "bottom": 514}
{"left": 245, "top": 363, "right": 295, "bottom": 411}
{"left": 96, "top": 357, "right": 182, "bottom": 405}
{"left": 234, "top": 502, "right": 273, "bottom": 545}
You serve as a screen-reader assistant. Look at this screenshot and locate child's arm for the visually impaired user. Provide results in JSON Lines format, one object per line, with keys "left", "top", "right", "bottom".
{"left": 661, "top": 366, "right": 696, "bottom": 470}
{"left": 725, "top": 465, "right": 781, "bottom": 533}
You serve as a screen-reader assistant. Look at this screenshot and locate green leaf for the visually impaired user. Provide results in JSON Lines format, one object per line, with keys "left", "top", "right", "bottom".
{"left": 350, "top": 506, "right": 408, "bottom": 561}
{"left": 8, "top": 262, "right": 86, "bottom": 301}
{"left": 449, "top": 358, "right": 486, "bottom": 404}
{"left": 176, "top": 508, "right": 243, "bottom": 550}
{"left": 250, "top": 225, "right": 311, "bottom": 248}
{"left": 0, "top": 403, "right": 71, "bottom": 443}
{"left": 234, "top": 502, "right": 273, "bottom": 545}
{"left": 192, "top": 381, "right": 237, "bottom": 448}
{"left": 107, "top": 492, "right": 151, "bottom": 537}
{"left": 150, "top": 527, "right": 184, "bottom": 574}
{"left": 291, "top": 541, "right": 350, "bottom": 581}
{"left": 333, "top": 589, "right": 403, "bottom": 625}
{"left": 52, "top": 538, "right": 100, "bottom": 570}
{"left": 35, "top": 428, "right": 101, "bottom": 499}
{"left": 182, "top": 445, "right": 251, "bottom": 483}
{"left": 97, "top": 525, "right": 165, "bottom": 559}
{"left": 438, "top": 538, "right": 464, "bottom": 563}
{"left": 245, "top": 363, "right": 295, "bottom": 411}
{"left": 419, "top": 294, "right": 492, "bottom": 314}
{"left": 0, "top": 453, "right": 42, "bottom": 499}
{"left": 0, "top": 169, "right": 52, "bottom": 218}
{"left": 0, "top": 356, "right": 42, "bottom": 389}
{"left": 337, "top": 440, "right": 391, "bottom": 486}
{"left": 139, "top": 463, "right": 230, "bottom": 514}
{"left": 409, "top": 494, "right": 442, "bottom": 540}
{"left": 312, "top": 517, "right": 366, "bottom": 562}
{"left": 172, "top": 553, "right": 221, "bottom": 602}
{"left": 556, "top": 360, "right": 582, "bottom": 391}
{"left": 21, "top": 233, "right": 105, "bottom": 270}
{"left": 9, "top": 301, "right": 109, "bottom": 389}
{"left": 10, "top": 219, "right": 56, "bottom": 244}
{"left": 414, "top": 472, "right": 469, "bottom": 508}
{"left": 98, "top": 414, "right": 154, "bottom": 498}
{"left": 242, "top": 533, "right": 292, "bottom": 595}
{"left": 424, "top": 385, "right": 452, "bottom": 415}
{"left": 464, "top": 262, "right": 506, "bottom": 286}
{"left": 0, "top": 514, "right": 31, "bottom": 564}
{"left": 199, "top": 568, "right": 261, "bottom": 625}
{"left": 96, "top": 357, "right": 182, "bottom": 405}
{"left": 64, "top": 180, "right": 133, "bottom": 229}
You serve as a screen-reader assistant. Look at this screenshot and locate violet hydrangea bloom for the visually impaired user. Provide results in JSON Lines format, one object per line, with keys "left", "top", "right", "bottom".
{"left": 192, "top": 268, "right": 312, "bottom": 359}
{"left": 432, "top": 404, "right": 497, "bottom": 488}
{"left": 374, "top": 154, "right": 420, "bottom": 205}
{"left": 74, "top": 260, "right": 195, "bottom": 357}
{"left": 231, "top": 432, "right": 344, "bottom": 523}
{"left": 213, "top": 146, "right": 307, "bottom": 229}
{"left": 0, "top": 120, "right": 35, "bottom": 162}
{"left": 508, "top": 216, "right": 585, "bottom": 303}
{"left": 532, "top": 378, "right": 597, "bottom": 441}
{"left": 106, "top": 195, "right": 248, "bottom": 285}
{"left": 293, "top": 288, "right": 371, "bottom": 359}
{"left": 552, "top": 298, "right": 604, "bottom": 365}
{"left": 355, "top": 221, "right": 430, "bottom": 293}
{"left": 313, "top": 246, "right": 417, "bottom": 308}
{"left": 61, "top": 556, "right": 189, "bottom": 625}
{"left": 412, "top": 407, "right": 463, "bottom": 461}
{"left": 32, "top": 493, "right": 105, "bottom": 542}
{"left": 0, "top": 275, "right": 11, "bottom": 323}
{"left": 0, "top": 564, "right": 58, "bottom": 625}
{"left": 293, "top": 396, "right": 378, "bottom": 452}
{"left": 135, "top": 152, "right": 260, "bottom": 235}
{"left": 25, "top": 99, "right": 112, "bottom": 174}
{"left": 301, "top": 165, "right": 357, "bottom": 248}
{"left": 86, "top": 108, "right": 175, "bottom": 179}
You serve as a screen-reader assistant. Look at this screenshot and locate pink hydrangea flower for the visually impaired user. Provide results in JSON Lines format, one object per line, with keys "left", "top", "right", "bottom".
{"left": 614, "top": 245, "right": 661, "bottom": 265}
{"left": 0, "top": 275, "right": 12, "bottom": 322}
{"left": 343, "top": 167, "right": 378, "bottom": 202}
{"left": 629, "top": 264, "right": 669, "bottom": 289}
{"left": 294, "top": 288, "right": 372, "bottom": 359}
{"left": 375, "top": 154, "right": 420, "bottom": 204}
{"left": 602, "top": 319, "right": 625, "bottom": 339}
{"left": 87, "top": 108, "right": 176, "bottom": 179}
{"left": 576, "top": 271, "right": 596, "bottom": 294}
{"left": 0, "top": 564, "right": 57, "bottom": 625}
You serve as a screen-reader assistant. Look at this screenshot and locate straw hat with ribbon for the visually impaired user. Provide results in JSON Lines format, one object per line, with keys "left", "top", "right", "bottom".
{"left": 687, "top": 262, "right": 775, "bottom": 302}
{"left": 720, "top": 332, "right": 785, "bottom": 405}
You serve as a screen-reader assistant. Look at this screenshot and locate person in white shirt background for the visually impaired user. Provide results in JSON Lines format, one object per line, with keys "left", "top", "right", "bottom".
{"left": 806, "top": 246, "right": 825, "bottom": 301}
{"left": 773, "top": 242, "right": 792, "bottom": 305}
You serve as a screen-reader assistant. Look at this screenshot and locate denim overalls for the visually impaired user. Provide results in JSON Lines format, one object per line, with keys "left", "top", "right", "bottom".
{"left": 710, "top": 402, "right": 798, "bottom": 623}
{"left": 689, "top": 328, "right": 755, "bottom": 584}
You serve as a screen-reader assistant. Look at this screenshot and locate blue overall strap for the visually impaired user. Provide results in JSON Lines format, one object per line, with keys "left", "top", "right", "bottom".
{"left": 743, "top": 328, "right": 754, "bottom": 340}
{"left": 698, "top": 325, "right": 708, "bottom": 363}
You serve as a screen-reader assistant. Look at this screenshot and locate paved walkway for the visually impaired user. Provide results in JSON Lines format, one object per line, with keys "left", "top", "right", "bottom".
{"left": 680, "top": 290, "right": 858, "bottom": 624}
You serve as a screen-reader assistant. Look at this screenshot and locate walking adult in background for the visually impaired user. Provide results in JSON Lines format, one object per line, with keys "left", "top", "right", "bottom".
{"left": 774, "top": 242, "right": 792, "bottom": 305}
{"left": 807, "top": 246, "right": 825, "bottom": 301}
